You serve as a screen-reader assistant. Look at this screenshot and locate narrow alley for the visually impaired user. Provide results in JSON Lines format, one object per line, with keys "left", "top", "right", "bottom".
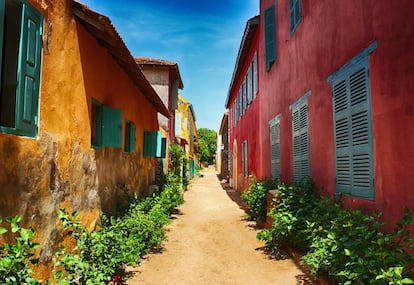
{"left": 126, "top": 166, "right": 309, "bottom": 285}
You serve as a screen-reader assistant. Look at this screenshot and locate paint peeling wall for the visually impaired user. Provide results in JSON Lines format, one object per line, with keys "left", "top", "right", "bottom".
{"left": 0, "top": 0, "right": 160, "bottom": 278}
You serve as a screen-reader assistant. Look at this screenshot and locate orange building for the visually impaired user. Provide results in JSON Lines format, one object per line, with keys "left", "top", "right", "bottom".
{"left": 0, "top": 0, "right": 168, "bottom": 276}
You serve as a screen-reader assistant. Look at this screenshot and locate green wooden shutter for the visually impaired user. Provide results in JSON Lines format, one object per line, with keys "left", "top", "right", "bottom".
{"left": 292, "top": 102, "right": 309, "bottom": 182}
{"left": 160, "top": 137, "right": 167, "bottom": 158}
{"left": 270, "top": 121, "right": 280, "bottom": 179}
{"left": 264, "top": 6, "right": 276, "bottom": 70}
{"left": 155, "top": 131, "right": 162, "bottom": 157}
{"left": 333, "top": 58, "right": 374, "bottom": 199}
{"left": 143, "top": 131, "right": 154, "bottom": 157}
{"left": 130, "top": 122, "right": 136, "bottom": 153}
{"left": 242, "top": 141, "right": 248, "bottom": 177}
{"left": 125, "top": 121, "right": 136, "bottom": 153}
{"left": 144, "top": 130, "right": 162, "bottom": 157}
{"left": 102, "top": 106, "right": 122, "bottom": 148}
{"left": 16, "top": 3, "right": 43, "bottom": 136}
{"left": 124, "top": 122, "right": 131, "bottom": 152}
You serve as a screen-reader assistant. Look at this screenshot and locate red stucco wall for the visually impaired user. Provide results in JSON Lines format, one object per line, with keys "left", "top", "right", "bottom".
{"left": 258, "top": 0, "right": 414, "bottom": 224}
{"left": 229, "top": 30, "right": 261, "bottom": 191}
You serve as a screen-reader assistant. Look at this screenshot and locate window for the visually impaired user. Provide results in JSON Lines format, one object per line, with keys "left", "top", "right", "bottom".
{"left": 246, "top": 66, "right": 252, "bottom": 105}
{"left": 264, "top": 5, "right": 276, "bottom": 70}
{"left": 242, "top": 78, "right": 246, "bottom": 114}
{"left": 242, "top": 140, "right": 248, "bottom": 177}
{"left": 252, "top": 51, "right": 258, "bottom": 98}
{"left": 291, "top": 91, "right": 311, "bottom": 181}
{"left": 328, "top": 42, "right": 376, "bottom": 199}
{"left": 175, "top": 113, "right": 181, "bottom": 135}
{"left": 91, "top": 99, "right": 122, "bottom": 148}
{"left": 290, "top": 0, "right": 301, "bottom": 34}
{"left": 143, "top": 130, "right": 162, "bottom": 157}
{"left": 160, "top": 137, "right": 167, "bottom": 158}
{"left": 124, "top": 120, "right": 136, "bottom": 153}
{"left": 269, "top": 114, "right": 281, "bottom": 180}
{"left": 0, "top": 0, "right": 43, "bottom": 137}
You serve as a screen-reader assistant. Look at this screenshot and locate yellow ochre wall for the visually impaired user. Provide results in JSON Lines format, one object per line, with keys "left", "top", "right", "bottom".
{"left": 0, "top": 0, "right": 160, "bottom": 278}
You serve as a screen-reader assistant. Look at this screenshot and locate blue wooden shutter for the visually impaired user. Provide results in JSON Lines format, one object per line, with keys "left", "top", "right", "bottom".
{"left": 102, "top": 106, "right": 122, "bottom": 148}
{"left": 333, "top": 58, "right": 374, "bottom": 199}
{"left": 16, "top": 3, "right": 43, "bottom": 136}
{"left": 292, "top": 102, "right": 310, "bottom": 182}
{"left": 264, "top": 6, "right": 276, "bottom": 70}
{"left": 270, "top": 121, "right": 280, "bottom": 179}
{"left": 290, "top": 0, "right": 301, "bottom": 34}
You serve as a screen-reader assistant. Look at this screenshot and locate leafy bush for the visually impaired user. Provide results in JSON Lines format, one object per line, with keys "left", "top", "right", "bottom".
{"left": 169, "top": 143, "right": 191, "bottom": 189}
{"left": 258, "top": 181, "right": 414, "bottom": 284}
{"left": 241, "top": 178, "right": 277, "bottom": 222}
{"left": 53, "top": 177, "right": 184, "bottom": 284}
{"left": 0, "top": 215, "right": 40, "bottom": 285}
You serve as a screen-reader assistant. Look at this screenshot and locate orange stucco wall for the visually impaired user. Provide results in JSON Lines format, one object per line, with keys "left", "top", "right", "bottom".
{"left": 0, "top": 0, "right": 161, "bottom": 279}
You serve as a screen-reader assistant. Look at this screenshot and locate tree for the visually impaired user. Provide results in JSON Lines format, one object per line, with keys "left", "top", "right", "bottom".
{"left": 195, "top": 128, "right": 217, "bottom": 166}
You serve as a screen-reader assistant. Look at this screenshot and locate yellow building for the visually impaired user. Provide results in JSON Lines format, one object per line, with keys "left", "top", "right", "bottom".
{"left": 0, "top": 0, "right": 168, "bottom": 278}
{"left": 175, "top": 95, "right": 198, "bottom": 178}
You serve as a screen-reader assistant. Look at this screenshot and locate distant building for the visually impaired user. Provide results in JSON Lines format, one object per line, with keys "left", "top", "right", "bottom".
{"left": 176, "top": 95, "right": 198, "bottom": 178}
{"left": 216, "top": 112, "right": 229, "bottom": 180}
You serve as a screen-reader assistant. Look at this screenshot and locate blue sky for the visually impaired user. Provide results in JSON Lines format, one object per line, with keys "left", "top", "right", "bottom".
{"left": 79, "top": 0, "right": 258, "bottom": 131}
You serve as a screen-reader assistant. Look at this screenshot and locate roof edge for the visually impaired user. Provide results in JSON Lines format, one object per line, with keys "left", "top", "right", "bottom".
{"left": 225, "top": 15, "right": 259, "bottom": 108}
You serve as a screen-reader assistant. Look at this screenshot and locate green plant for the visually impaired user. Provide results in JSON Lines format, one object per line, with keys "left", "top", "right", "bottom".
{"left": 0, "top": 215, "right": 41, "bottom": 285}
{"left": 53, "top": 174, "right": 184, "bottom": 284}
{"left": 376, "top": 267, "right": 414, "bottom": 285}
{"left": 241, "top": 178, "right": 277, "bottom": 222}
{"left": 258, "top": 179, "right": 414, "bottom": 284}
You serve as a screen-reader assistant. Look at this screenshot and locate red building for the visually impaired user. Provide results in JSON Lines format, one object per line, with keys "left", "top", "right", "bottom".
{"left": 227, "top": 0, "right": 414, "bottom": 225}
{"left": 226, "top": 15, "right": 260, "bottom": 191}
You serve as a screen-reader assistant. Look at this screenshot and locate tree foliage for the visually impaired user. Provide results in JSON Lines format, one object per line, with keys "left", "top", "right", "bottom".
{"left": 195, "top": 128, "right": 217, "bottom": 166}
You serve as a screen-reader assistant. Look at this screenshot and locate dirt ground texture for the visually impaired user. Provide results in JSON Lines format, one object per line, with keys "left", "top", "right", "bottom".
{"left": 126, "top": 166, "right": 312, "bottom": 285}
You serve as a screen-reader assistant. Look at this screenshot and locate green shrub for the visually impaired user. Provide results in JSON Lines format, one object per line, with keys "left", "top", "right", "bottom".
{"left": 241, "top": 178, "right": 277, "bottom": 222}
{"left": 53, "top": 176, "right": 184, "bottom": 284}
{"left": 258, "top": 180, "right": 414, "bottom": 284}
{"left": 0, "top": 215, "right": 40, "bottom": 285}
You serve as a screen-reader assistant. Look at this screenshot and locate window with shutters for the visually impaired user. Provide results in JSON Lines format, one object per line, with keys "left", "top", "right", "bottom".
{"left": 264, "top": 5, "right": 276, "bottom": 71}
{"left": 0, "top": 0, "right": 43, "bottom": 137}
{"left": 242, "top": 140, "right": 248, "bottom": 177}
{"left": 160, "top": 137, "right": 167, "bottom": 158}
{"left": 328, "top": 44, "right": 376, "bottom": 199}
{"left": 124, "top": 120, "right": 136, "bottom": 153}
{"left": 143, "top": 130, "right": 162, "bottom": 157}
{"left": 91, "top": 99, "right": 122, "bottom": 148}
{"left": 291, "top": 91, "right": 311, "bottom": 182}
{"left": 253, "top": 51, "right": 258, "bottom": 98}
{"left": 269, "top": 114, "right": 281, "bottom": 180}
{"left": 290, "top": 0, "right": 301, "bottom": 35}
{"left": 246, "top": 65, "right": 252, "bottom": 105}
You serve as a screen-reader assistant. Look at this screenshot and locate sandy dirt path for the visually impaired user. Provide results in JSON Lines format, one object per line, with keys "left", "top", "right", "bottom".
{"left": 126, "top": 166, "right": 309, "bottom": 285}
